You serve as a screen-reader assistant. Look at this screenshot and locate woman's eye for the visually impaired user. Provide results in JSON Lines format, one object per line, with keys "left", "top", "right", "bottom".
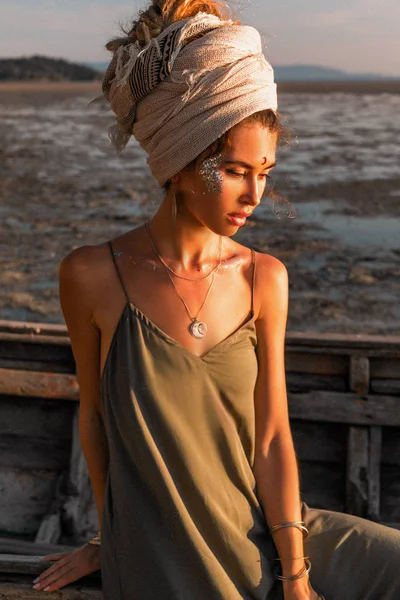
{"left": 226, "top": 170, "right": 271, "bottom": 180}
{"left": 227, "top": 170, "right": 245, "bottom": 178}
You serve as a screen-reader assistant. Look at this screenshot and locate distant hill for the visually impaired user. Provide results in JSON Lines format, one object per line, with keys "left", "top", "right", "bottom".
{"left": 88, "top": 61, "right": 398, "bottom": 82}
{"left": 6, "top": 56, "right": 392, "bottom": 83}
{"left": 273, "top": 65, "right": 398, "bottom": 82}
{"left": 89, "top": 62, "right": 111, "bottom": 73}
{"left": 0, "top": 56, "right": 102, "bottom": 82}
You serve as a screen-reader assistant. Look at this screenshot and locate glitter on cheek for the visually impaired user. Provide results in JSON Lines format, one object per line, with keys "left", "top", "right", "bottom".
{"left": 199, "top": 154, "right": 224, "bottom": 194}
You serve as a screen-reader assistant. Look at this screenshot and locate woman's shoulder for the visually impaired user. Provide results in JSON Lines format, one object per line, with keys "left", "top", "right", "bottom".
{"left": 59, "top": 227, "right": 142, "bottom": 279}
{"left": 59, "top": 241, "right": 108, "bottom": 285}
{"left": 254, "top": 248, "right": 287, "bottom": 279}
{"left": 232, "top": 239, "right": 287, "bottom": 277}
{"left": 251, "top": 248, "right": 289, "bottom": 322}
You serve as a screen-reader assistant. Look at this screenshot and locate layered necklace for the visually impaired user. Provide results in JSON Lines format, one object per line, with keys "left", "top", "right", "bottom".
{"left": 144, "top": 221, "right": 222, "bottom": 339}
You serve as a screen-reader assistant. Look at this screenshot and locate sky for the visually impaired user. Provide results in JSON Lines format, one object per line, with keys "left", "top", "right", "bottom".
{"left": 1, "top": 0, "right": 400, "bottom": 76}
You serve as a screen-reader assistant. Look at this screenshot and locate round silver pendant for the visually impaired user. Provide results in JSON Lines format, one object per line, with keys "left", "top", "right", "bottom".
{"left": 189, "top": 320, "right": 207, "bottom": 339}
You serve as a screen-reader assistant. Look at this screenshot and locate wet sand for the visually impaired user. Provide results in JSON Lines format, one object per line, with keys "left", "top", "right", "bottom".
{"left": 1, "top": 80, "right": 399, "bottom": 94}
{"left": 278, "top": 80, "right": 400, "bottom": 94}
{"left": 1, "top": 82, "right": 399, "bottom": 335}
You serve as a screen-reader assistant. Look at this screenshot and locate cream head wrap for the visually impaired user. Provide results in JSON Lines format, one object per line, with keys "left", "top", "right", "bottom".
{"left": 102, "top": 12, "right": 278, "bottom": 188}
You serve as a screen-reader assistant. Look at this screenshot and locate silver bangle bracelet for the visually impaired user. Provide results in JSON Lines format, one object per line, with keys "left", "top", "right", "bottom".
{"left": 269, "top": 520, "right": 309, "bottom": 540}
{"left": 276, "top": 557, "right": 312, "bottom": 581}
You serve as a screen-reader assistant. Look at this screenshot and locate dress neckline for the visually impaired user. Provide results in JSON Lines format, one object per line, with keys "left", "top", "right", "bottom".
{"left": 100, "top": 300, "right": 256, "bottom": 385}
{"left": 129, "top": 300, "right": 255, "bottom": 359}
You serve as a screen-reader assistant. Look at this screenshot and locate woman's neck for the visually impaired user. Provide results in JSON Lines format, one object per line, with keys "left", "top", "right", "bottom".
{"left": 148, "top": 196, "right": 221, "bottom": 272}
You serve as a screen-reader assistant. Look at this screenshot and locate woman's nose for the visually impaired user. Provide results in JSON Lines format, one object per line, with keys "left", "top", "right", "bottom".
{"left": 242, "top": 178, "right": 262, "bottom": 207}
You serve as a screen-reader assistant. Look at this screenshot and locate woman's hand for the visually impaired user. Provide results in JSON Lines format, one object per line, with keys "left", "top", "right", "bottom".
{"left": 32, "top": 543, "right": 101, "bottom": 592}
{"left": 283, "top": 578, "right": 325, "bottom": 600}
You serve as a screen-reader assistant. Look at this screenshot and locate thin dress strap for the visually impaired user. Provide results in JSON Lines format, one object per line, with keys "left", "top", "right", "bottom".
{"left": 108, "top": 240, "right": 131, "bottom": 304}
{"left": 250, "top": 248, "right": 256, "bottom": 316}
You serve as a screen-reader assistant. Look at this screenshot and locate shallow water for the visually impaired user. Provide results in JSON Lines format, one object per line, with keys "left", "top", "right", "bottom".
{"left": 1, "top": 86, "right": 399, "bottom": 333}
{"left": 292, "top": 199, "right": 400, "bottom": 251}
{"left": 277, "top": 92, "right": 400, "bottom": 186}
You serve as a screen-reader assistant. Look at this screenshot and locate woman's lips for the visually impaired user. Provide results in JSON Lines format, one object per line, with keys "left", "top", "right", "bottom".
{"left": 227, "top": 213, "right": 250, "bottom": 227}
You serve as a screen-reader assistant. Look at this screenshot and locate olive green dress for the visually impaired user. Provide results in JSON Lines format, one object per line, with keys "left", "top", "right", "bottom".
{"left": 100, "top": 240, "right": 400, "bottom": 599}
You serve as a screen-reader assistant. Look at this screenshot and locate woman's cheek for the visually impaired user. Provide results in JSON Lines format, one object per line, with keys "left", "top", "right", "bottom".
{"left": 198, "top": 155, "right": 224, "bottom": 194}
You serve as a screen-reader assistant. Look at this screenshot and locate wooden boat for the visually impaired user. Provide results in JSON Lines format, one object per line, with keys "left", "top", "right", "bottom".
{"left": 1, "top": 317, "right": 399, "bottom": 597}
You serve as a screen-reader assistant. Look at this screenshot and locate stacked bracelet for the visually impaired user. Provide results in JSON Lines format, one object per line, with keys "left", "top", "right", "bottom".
{"left": 88, "top": 531, "right": 101, "bottom": 546}
{"left": 269, "top": 520, "right": 309, "bottom": 540}
{"left": 275, "top": 557, "right": 312, "bottom": 582}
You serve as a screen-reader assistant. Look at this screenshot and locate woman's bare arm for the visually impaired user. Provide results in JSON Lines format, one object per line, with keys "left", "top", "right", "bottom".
{"left": 253, "top": 254, "right": 310, "bottom": 594}
{"left": 59, "top": 245, "right": 109, "bottom": 530}
{"left": 32, "top": 246, "right": 109, "bottom": 593}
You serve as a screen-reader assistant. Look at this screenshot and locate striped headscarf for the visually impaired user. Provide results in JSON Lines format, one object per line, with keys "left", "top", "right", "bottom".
{"left": 101, "top": 12, "right": 278, "bottom": 188}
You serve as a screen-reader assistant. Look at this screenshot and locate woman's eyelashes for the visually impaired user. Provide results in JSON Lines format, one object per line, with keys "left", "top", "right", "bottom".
{"left": 226, "top": 169, "right": 271, "bottom": 180}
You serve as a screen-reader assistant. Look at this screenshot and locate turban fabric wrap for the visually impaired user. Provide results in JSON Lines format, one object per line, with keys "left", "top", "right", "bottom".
{"left": 101, "top": 12, "right": 278, "bottom": 188}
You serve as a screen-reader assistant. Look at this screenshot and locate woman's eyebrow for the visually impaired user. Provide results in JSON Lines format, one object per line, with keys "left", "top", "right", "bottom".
{"left": 223, "top": 159, "right": 276, "bottom": 169}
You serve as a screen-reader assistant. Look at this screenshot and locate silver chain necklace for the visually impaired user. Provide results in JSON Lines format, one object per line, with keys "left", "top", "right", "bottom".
{"left": 144, "top": 222, "right": 221, "bottom": 282}
{"left": 144, "top": 221, "right": 222, "bottom": 339}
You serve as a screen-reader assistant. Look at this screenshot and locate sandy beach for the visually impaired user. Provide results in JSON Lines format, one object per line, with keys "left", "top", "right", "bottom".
{"left": 1, "top": 82, "right": 399, "bottom": 335}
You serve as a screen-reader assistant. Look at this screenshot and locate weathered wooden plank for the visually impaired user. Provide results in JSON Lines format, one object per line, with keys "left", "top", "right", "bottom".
{"left": 381, "top": 465, "right": 400, "bottom": 522}
{"left": 0, "top": 369, "right": 79, "bottom": 400}
{"left": 0, "top": 342, "right": 73, "bottom": 369}
{"left": 286, "top": 330, "right": 400, "bottom": 349}
{"left": 0, "top": 333, "right": 70, "bottom": 345}
{"left": 0, "top": 548, "right": 103, "bottom": 600}
{"left": 0, "top": 436, "right": 71, "bottom": 471}
{"left": 382, "top": 428, "right": 400, "bottom": 466}
{"left": 345, "top": 356, "right": 375, "bottom": 518}
{"left": 0, "top": 318, "right": 398, "bottom": 542}
{"left": 368, "top": 426, "right": 382, "bottom": 520}
{"left": 285, "top": 353, "right": 347, "bottom": 376}
{"left": 285, "top": 333, "right": 400, "bottom": 360}
{"left": 299, "top": 462, "right": 345, "bottom": 512}
{"left": 288, "top": 391, "right": 400, "bottom": 426}
{"left": 346, "top": 427, "right": 369, "bottom": 517}
{"left": 0, "top": 579, "right": 102, "bottom": 599}
{"left": 0, "top": 555, "right": 101, "bottom": 599}
{"left": 286, "top": 372, "right": 346, "bottom": 393}
{"left": 34, "top": 514, "right": 62, "bottom": 545}
{"left": 370, "top": 358, "right": 400, "bottom": 380}
{"left": 62, "top": 407, "right": 98, "bottom": 544}
{"left": 0, "top": 395, "right": 73, "bottom": 439}
{"left": 349, "top": 356, "right": 370, "bottom": 396}
{"left": 3, "top": 387, "right": 398, "bottom": 425}
{"left": 2, "top": 317, "right": 398, "bottom": 350}
{"left": 35, "top": 474, "right": 66, "bottom": 545}
{"left": 291, "top": 422, "right": 347, "bottom": 463}
{"left": 0, "top": 320, "right": 68, "bottom": 336}
{"left": 0, "top": 539, "right": 75, "bottom": 557}
{"left": 0, "top": 554, "right": 96, "bottom": 575}
{"left": 0, "top": 359, "right": 73, "bottom": 374}
{"left": 0, "top": 395, "right": 73, "bottom": 470}
{"left": 371, "top": 379, "right": 400, "bottom": 395}
{"left": 0, "top": 469, "right": 58, "bottom": 535}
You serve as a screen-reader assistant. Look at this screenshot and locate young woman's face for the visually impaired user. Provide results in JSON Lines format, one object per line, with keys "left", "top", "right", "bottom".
{"left": 174, "top": 122, "right": 278, "bottom": 236}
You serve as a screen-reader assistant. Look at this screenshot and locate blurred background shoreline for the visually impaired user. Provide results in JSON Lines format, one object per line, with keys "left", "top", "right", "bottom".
{"left": 1, "top": 73, "right": 399, "bottom": 335}
{"left": 1, "top": 79, "right": 400, "bottom": 93}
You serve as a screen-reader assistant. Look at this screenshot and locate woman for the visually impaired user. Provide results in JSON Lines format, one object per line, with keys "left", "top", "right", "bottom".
{"left": 33, "top": 1, "right": 400, "bottom": 599}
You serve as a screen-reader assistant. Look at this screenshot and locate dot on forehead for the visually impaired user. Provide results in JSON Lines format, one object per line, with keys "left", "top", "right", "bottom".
{"left": 224, "top": 123, "right": 277, "bottom": 168}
